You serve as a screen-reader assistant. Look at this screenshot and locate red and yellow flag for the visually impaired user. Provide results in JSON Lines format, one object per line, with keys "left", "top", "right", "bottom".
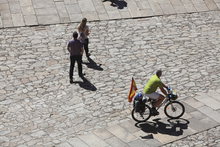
{"left": 128, "top": 77, "right": 138, "bottom": 102}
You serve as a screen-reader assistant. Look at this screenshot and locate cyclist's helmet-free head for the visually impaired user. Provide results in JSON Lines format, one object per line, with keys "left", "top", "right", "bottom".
{"left": 156, "top": 70, "right": 162, "bottom": 77}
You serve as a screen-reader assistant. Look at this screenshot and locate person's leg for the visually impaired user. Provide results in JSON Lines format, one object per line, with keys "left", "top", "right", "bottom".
{"left": 154, "top": 94, "right": 165, "bottom": 107}
{"left": 69, "top": 56, "right": 76, "bottom": 83}
{"left": 76, "top": 55, "right": 83, "bottom": 77}
{"left": 84, "top": 38, "right": 90, "bottom": 58}
{"left": 145, "top": 92, "right": 162, "bottom": 115}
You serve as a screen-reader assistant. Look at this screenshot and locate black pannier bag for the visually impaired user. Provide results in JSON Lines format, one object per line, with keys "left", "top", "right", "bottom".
{"left": 133, "top": 92, "right": 145, "bottom": 113}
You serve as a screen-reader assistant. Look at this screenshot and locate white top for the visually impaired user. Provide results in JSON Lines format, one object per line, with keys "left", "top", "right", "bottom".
{"left": 78, "top": 24, "right": 89, "bottom": 39}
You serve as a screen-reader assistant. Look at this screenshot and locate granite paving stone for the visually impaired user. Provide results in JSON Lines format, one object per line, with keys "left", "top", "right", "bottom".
{"left": 163, "top": 126, "right": 220, "bottom": 147}
{"left": 184, "top": 97, "right": 205, "bottom": 108}
{"left": 19, "top": 0, "right": 32, "bottom": 7}
{"left": 159, "top": 3, "right": 176, "bottom": 15}
{"left": 67, "top": 137, "right": 89, "bottom": 147}
{"left": 126, "top": 0, "right": 142, "bottom": 17}
{"left": 119, "top": 120, "right": 140, "bottom": 133}
{"left": 204, "top": 0, "right": 219, "bottom": 10}
{"left": 93, "top": 128, "right": 113, "bottom": 140}
{"left": 145, "top": 139, "right": 162, "bottom": 147}
{"left": 105, "top": 136, "right": 128, "bottom": 147}
{"left": 9, "top": 2, "right": 22, "bottom": 14}
{"left": 128, "top": 139, "right": 150, "bottom": 147}
{"left": 198, "top": 106, "right": 220, "bottom": 123}
{"left": 0, "top": 7, "right": 220, "bottom": 146}
{"left": 11, "top": 13, "right": 25, "bottom": 26}
{"left": 207, "top": 90, "right": 220, "bottom": 102}
{"left": 78, "top": 0, "right": 96, "bottom": 12}
{"left": 0, "top": 16, "right": 3, "bottom": 27}
{"left": 69, "top": 13, "right": 83, "bottom": 22}
{"left": 190, "top": 110, "right": 207, "bottom": 120}
{"left": 37, "top": 15, "right": 60, "bottom": 25}
{"left": 195, "top": 94, "right": 220, "bottom": 110}
{"left": 78, "top": 133, "right": 109, "bottom": 147}
{"left": 20, "top": 6, "right": 36, "bottom": 15}
{"left": 107, "top": 124, "right": 137, "bottom": 143}
{"left": 188, "top": 117, "right": 218, "bottom": 132}
{"left": 0, "top": 0, "right": 219, "bottom": 28}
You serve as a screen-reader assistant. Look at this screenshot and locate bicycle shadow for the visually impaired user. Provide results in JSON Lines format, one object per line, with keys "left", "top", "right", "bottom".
{"left": 73, "top": 76, "right": 97, "bottom": 91}
{"left": 135, "top": 118, "right": 190, "bottom": 138}
{"left": 82, "top": 57, "right": 103, "bottom": 71}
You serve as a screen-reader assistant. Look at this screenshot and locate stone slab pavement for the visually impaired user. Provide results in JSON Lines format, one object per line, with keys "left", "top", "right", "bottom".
{"left": 0, "top": 0, "right": 220, "bottom": 28}
{"left": 58, "top": 90, "right": 220, "bottom": 147}
{"left": 0, "top": 9, "right": 220, "bottom": 146}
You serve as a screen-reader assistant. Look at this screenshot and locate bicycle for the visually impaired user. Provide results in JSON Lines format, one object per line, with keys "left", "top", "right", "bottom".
{"left": 131, "top": 87, "right": 185, "bottom": 122}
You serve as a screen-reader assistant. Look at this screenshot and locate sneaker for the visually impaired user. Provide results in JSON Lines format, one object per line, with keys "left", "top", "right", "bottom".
{"left": 151, "top": 107, "right": 159, "bottom": 116}
{"left": 86, "top": 53, "right": 91, "bottom": 58}
{"left": 79, "top": 73, "right": 86, "bottom": 78}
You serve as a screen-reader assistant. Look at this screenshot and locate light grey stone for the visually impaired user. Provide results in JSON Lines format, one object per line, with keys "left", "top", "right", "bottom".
{"left": 107, "top": 125, "right": 137, "bottom": 143}
{"left": 198, "top": 106, "right": 220, "bottom": 123}
{"left": 57, "top": 142, "right": 72, "bottom": 147}
{"left": 67, "top": 137, "right": 89, "bottom": 147}
{"left": 78, "top": 133, "right": 109, "bottom": 147}
{"left": 93, "top": 128, "right": 113, "bottom": 140}
{"left": 37, "top": 15, "right": 60, "bottom": 24}
{"left": 195, "top": 94, "right": 220, "bottom": 110}
{"left": 23, "top": 14, "right": 38, "bottom": 25}
{"left": 105, "top": 136, "right": 128, "bottom": 147}
{"left": 11, "top": 13, "right": 25, "bottom": 26}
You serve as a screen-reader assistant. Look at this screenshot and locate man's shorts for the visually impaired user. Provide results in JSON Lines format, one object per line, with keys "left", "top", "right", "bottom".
{"left": 145, "top": 92, "right": 160, "bottom": 100}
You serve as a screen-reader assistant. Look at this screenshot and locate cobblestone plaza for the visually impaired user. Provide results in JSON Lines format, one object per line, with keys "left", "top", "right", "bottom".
{"left": 0, "top": 0, "right": 220, "bottom": 147}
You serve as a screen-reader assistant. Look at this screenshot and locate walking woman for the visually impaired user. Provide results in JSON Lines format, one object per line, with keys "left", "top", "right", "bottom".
{"left": 78, "top": 18, "right": 90, "bottom": 58}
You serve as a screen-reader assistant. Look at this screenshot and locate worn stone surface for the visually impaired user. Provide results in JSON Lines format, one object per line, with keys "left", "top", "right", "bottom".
{"left": 0, "top": 10, "right": 220, "bottom": 146}
{"left": 0, "top": 0, "right": 219, "bottom": 28}
{"left": 163, "top": 125, "right": 220, "bottom": 147}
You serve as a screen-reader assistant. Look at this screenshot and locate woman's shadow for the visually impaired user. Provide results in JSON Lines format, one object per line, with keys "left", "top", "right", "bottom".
{"left": 73, "top": 76, "right": 97, "bottom": 91}
{"left": 83, "top": 57, "right": 103, "bottom": 71}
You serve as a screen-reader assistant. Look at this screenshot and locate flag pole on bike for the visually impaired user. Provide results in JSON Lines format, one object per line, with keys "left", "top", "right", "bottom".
{"left": 128, "top": 77, "right": 138, "bottom": 103}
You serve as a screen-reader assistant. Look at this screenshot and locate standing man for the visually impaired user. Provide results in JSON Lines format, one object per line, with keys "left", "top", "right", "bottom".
{"left": 67, "top": 31, "right": 84, "bottom": 84}
{"left": 143, "top": 70, "right": 168, "bottom": 115}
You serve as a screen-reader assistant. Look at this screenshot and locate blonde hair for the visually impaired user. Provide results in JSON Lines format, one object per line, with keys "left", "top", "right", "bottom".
{"left": 78, "top": 18, "right": 87, "bottom": 32}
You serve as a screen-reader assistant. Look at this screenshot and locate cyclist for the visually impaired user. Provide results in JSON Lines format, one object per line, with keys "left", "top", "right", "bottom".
{"left": 143, "top": 70, "right": 168, "bottom": 115}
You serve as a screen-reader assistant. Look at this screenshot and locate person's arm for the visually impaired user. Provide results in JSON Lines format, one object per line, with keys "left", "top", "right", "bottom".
{"left": 67, "top": 42, "right": 71, "bottom": 52}
{"left": 80, "top": 43, "right": 83, "bottom": 55}
{"left": 162, "top": 82, "right": 168, "bottom": 90}
{"left": 85, "top": 26, "right": 90, "bottom": 36}
{"left": 160, "top": 87, "right": 167, "bottom": 96}
{"left": 80, "top": 47, "right": 83, "bottom": 55}
{"left": 160, "top": 81, "right": 168, "bottom": 96}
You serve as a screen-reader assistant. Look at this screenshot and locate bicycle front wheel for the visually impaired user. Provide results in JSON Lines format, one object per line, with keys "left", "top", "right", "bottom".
{"left": 131, "top": 105, "right": 151, "bottom": 122}
{"left": 164, "top": 101, "right": 185, "bottom": 119}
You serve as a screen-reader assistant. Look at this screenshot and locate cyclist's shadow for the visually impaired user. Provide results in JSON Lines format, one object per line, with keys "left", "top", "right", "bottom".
{"left": 135, "top": 118, "right": 190, "bottom": 138}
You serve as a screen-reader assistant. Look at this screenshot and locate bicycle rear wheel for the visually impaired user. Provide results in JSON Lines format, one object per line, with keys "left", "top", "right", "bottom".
{"left": 131, "top": 105, "right": 151, "bottom": 122}
{"left": 164, "top": 101, "right": 185, "bottom": 119}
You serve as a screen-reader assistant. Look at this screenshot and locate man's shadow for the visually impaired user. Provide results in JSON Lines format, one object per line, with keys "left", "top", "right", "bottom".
{"left": 83, "top": 57, "right": 103, "bottom": 71}
{"left": 135, "top": 118, "right": 190, "bottom": 139}
{"left": 103, "top": 0, "right": 127, "bottom": 9}
{"left": 73, "top": 76, "right": 97, "bottom": 91}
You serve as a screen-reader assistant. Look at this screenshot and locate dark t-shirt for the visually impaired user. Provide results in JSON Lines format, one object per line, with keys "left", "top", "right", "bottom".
{"left": 68, "top": 39, "right": 83, "bottom": 56}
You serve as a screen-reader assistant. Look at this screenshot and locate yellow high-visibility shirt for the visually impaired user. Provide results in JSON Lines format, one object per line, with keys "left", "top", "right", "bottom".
{"left": 143, "top": 75, "right": 163, "bottom": 94}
